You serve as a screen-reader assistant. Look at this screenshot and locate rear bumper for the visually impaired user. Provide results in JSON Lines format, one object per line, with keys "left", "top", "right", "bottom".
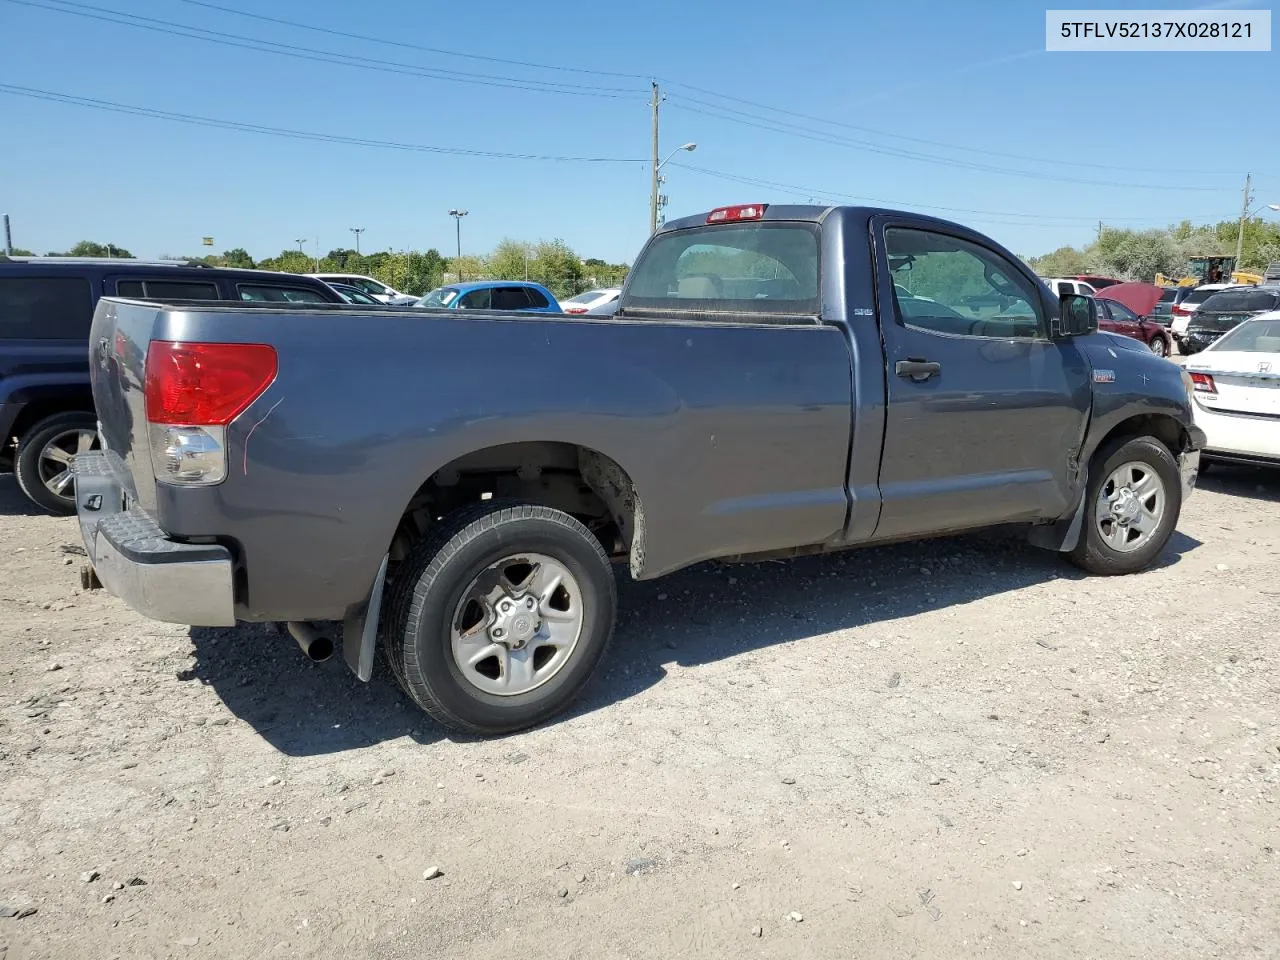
{"left": 72, "top": 451, "right": 236, "bottom": 626}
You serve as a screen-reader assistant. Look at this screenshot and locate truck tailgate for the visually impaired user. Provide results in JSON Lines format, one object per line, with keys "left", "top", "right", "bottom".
{"left": 88, "top": 298, "right": 160, "bottom": 514}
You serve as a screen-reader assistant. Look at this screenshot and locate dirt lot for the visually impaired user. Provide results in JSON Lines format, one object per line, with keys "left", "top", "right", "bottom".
{"left": 1, "top": 466, "right": 1278, "bottom": 960}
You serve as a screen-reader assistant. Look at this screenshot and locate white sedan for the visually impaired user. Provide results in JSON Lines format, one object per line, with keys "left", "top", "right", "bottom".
{"left": 560, "top": 288, "right": 621, "bottom": 315}
{"left": 1186, "top": 310, "right": 1280, "bottom": 466}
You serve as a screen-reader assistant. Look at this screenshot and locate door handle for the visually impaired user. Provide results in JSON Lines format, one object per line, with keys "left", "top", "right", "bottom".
{"left": 895, "top": 358, "right": 941, "bottom": 382}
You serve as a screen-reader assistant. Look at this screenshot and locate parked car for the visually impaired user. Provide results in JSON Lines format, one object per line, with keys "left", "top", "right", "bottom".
{"left": 72, "top": 203, "right": 1203, "bottom": 735}
{"left": 1181, "top": 286, "right": 1280, "bottom": 355}
{"left": 1071, "top": 274, "right": 1122, "bottom": 290}
{"left": 1040, "top": 277, "right": 1097, "bottom": 297}
{"left": 1094, "top": 296, "right": 1173, "bottom": 356}
{"left": 1186, "top": 311, "right": 1280, "bottom": 467}
{"left": 1169, "top": 283, "right": 1241, "bottom": 351}
{"left": 416, "top": 281, "right": 561, "bottom": 312}
{"left": 0, "top": 256, "right": 342, "bottom": 513}
{"left": 560, "top": 288, "right": 621, "bottom": 315}
{"left": 307, "top": 273, "right": 417, "bottom": 304}
{"left": 326, "top": 282, "right": 383, "bottom": 305}
{"left": 1148, "top": 286, "right": 1184, "bottom": 325}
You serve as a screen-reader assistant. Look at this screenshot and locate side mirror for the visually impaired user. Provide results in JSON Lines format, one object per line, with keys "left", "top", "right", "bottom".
{"left": 1054, "top": 293, "right": 1098, "bottom": 339}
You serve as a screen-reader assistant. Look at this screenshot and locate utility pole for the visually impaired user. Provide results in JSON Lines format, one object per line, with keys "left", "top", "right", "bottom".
{"left": 2, "top": 215, "right": 12, "bottom": 256}
{"left": 649, "top": 81, "right": 661, "bottom": 234}
{"left": 1234, "top": 172, "right": 1252, "bottom": 268}
{"left": 449, "top": 209, "right": 468, "bottom": 281}
{"left": 350, "top": 227, "right": 365, "bottom": 255}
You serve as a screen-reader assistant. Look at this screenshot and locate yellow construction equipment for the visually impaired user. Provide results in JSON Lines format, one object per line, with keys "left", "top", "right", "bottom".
{"left": 1155, "top": 255, "right": 1261, "bottom": 287}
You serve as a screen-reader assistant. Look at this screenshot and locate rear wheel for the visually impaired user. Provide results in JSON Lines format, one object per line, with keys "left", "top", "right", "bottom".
{"left": 1067, "top": 436, "right": 1181, "bottom": 575}
{"left": 15, "top": 412, "right": 99, "bottom": 515}
{"left": 1148, "top": 336, "right": 1169, "bottom": 357}
{"left": 385, "top": 501, "right": 616, "bottom": 735}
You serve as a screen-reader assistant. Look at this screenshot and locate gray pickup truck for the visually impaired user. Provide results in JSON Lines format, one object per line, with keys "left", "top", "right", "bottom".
{"left": 72, "top": 203, "right": 1204, "bottom": 735}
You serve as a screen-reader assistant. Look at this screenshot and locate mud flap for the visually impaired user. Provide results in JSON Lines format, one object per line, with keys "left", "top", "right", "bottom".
{"left": 1027, "top": 482, "right": 1088, "bottom": 553}
{"left": 342, "top": 554, "right": 388, "bottom": 682}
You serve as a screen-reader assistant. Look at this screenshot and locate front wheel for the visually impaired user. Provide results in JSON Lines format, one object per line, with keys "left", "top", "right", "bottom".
{"left": 1067, "top": 436, "right": 1182, "bottom": 576}
{"left": 385, "top": 502, "right": 617, "bottom": 735}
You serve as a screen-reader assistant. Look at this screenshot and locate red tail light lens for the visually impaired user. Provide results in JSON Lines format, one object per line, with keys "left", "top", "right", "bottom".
{"left": 1188, "top": 371, "right": 1217, "bottom": 394}
{"left": 707, "top": 203, "right": 768, "bottom": 223}
{"left": 145, "top": 341, "right": 278, "bottom": 426}
{"left": 1171, "top": 304, "right": 1191, "bottom": 317}
{"left": 564, "top": 306, "right": 588, "bottom": 314}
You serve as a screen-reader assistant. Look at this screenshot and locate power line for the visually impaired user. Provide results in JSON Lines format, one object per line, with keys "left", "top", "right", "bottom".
{"left": 172, "top": 0, "right": 648, "bottom": 81}
{"left": 667, "top": 102, "right": 1223, "bottom": 192}
{"left": 0, "top": 84, "right": 647, "bottom": 163}
{"left": 663, "top": 85, "right": 1233, "bottom": 178}
{"left": 668, "top": 162, "right": 1221, "bottom": 227}
{"left": 5, "top": 0, "right": 640, "bottom": 99}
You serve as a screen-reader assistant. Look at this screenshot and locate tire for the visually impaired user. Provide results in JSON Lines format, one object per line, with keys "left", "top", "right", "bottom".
{"left": 1067, "top": 435, "right": 1182, "bottom": 576}
{"left": 1148, "top": 336, "right": 1169, "bottom": 357}
{"left": 14, "top": 412, "right": 99, "bottom": 515}
{"left": 385, "top": 501, "right": 617, "bottom": 735}
{"left": 1176, "top": 339, "right": 1191, "bottom": 356}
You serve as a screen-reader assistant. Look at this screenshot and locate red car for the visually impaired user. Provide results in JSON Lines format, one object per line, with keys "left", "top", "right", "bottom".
{"left": 1094, "top": 297, "right": 1173, "bottom": 357}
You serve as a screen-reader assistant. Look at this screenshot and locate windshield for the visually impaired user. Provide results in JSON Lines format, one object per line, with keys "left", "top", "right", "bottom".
{"left": 1210, "top": 316, "right": 1280, "bottom": 352}
{"left": 563, "top": 290, "right": 604, "bottom": 304}
{"left": 419, "top": 287, "right": 460, "bottom": 308}
{"left": 347, "top": 277, "right": 392, "bottom": 296}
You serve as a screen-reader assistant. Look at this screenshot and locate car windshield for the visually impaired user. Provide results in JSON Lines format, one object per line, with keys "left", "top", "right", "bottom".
{"left": 348, "top": 277, "right": 391, "bottom": 296}
{"left": 563, "top": 290, "right": 603, "bottom": 304}
{"left": 1210, "top": 316, "right": 1280, "bottom": 352}
{"left": 419, "top": 287, "right": 459, "bottom": 307}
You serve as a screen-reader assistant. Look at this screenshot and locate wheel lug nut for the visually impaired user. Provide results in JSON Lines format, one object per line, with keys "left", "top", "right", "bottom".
{"left": 525, "top": 597, "right": 536, "bottom": 609}
{"left": 492, "top": 628, "right": 504, "bottom": 638}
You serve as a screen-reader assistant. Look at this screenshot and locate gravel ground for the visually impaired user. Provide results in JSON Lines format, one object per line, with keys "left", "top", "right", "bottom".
{"left": 1, "top": 465, "right": 1278, "bottom": 960}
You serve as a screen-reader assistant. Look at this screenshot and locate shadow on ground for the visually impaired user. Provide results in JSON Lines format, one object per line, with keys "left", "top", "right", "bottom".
{"left": 188, "top": 526, "right": 1201, "bottom": 756}
{"left": 0, "top": 474, "right": 51, "bottom": 517}
{"left": 1199, "top": 461, "right": 1280, "bottom": 504}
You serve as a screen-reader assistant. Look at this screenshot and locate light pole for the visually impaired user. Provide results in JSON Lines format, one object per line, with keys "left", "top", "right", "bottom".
{"left": 651, "top": 142, "right": 696, "bottom": 233}
{"left": 295, "top": 237, "right": 307, "bottom": 255}
{"left": 350, "top": 227, "right": 365, "bottom": 256}
{"left": 449, "top": 209, "right": 468, "bottom": 281}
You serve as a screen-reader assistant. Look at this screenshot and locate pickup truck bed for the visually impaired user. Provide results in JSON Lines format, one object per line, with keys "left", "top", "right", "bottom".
{"left": 74, "top": 204, "right": 1204, "bottom": 735}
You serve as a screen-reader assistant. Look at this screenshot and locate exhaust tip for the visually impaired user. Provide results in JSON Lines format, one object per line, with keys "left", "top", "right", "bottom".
{"left": 307, "top": 635, "right": 334, "bottom": 662}
{"left": 286, "top": 622, "right": 334, "bottom": 663}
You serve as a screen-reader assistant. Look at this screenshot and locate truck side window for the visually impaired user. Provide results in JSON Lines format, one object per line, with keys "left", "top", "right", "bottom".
{"left": 885, "top": 228, "right": 1044, "bottom": 340}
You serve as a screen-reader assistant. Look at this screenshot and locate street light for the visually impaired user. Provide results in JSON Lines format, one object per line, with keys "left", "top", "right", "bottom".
{"left": 350, "top": 226, "right": 365, "bottom": 255}
{"left": 651, "top": 142, "right": 696, "bottom": 233}
{"left": 449, "top": 209, "right": 468, "bottom": 281}
{"left": 295, "top": 237, "right": 307, "bottom": 255}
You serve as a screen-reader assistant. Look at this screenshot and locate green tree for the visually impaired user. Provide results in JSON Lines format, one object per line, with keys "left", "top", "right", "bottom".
{"left": 530, "top": 239, "right": 584, "bottom": 298}
{"left": 8, "top": 247, "right": 35, "bottom": 256}
{"left": 48, "top": 241, "right": 135, "bottom": 258}
{"left": 489, "top": 239, "right": 533, "bottom": 280}
{"left": 221, "top": 247, "right": 255, "bottom": 269}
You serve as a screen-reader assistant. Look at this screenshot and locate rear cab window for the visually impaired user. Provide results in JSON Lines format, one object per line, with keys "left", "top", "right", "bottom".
{"left": 0, "top": 276, "right": 94, "bottom": 339}
{"left": 1198, "top": 289, "right": 1280, "bottom": 314}
{"left": 625, "top": 222, "right": 820, "bottom": 319}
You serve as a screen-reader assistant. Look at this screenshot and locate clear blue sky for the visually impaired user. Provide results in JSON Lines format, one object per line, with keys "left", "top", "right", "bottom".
{"left": 1, "top": 0, "right": 1276, "bottom": 264}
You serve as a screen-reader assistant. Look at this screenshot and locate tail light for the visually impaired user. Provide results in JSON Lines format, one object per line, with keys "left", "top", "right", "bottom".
{"left": 144, "top": 341, "right": 277, "bottom": 485}
{"left": 1171, "top": 304, "right": 1191, "bottom": 317}
{"left": 1188, "top": 371, "right": 1217, "bottom": 394}
{"left": 564, "top": 306, "right": 588, "bottom": 314}
{"left": 707, "top": 203, "right": 768, "bottom": 223}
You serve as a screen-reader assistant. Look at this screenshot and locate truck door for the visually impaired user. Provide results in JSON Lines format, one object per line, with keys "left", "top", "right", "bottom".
{"left": 869, "top": 217, "right": 1093, "bottom": 540}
